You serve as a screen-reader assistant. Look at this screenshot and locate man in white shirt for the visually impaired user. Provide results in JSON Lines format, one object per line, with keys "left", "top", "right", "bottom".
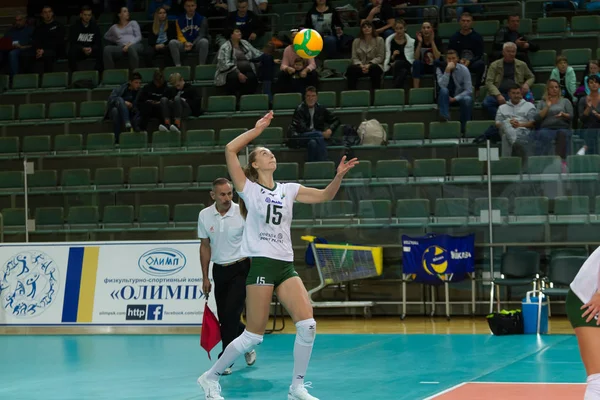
{"left": 198, "top": 177, "right": 256, "bottom": 375}
{"left": 495, "top": 83, "right": 536, "bottom": 157}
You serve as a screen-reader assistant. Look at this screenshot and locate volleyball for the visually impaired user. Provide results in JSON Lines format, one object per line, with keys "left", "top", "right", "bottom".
{"left": 293, "top": 28, "right": 323, "bottom": 59}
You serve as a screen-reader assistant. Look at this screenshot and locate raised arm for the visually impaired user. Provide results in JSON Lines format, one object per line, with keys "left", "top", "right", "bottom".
{"left": 225, "top": 111, "right": 274, "bottom": 193}
{"left": 296, "top": 156, "right": 359, "bottom": 204}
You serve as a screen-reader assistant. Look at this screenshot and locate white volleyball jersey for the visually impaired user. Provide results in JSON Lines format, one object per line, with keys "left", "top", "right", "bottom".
{"left": 570, "top": 245, "right": 600, "bottom": 304}
{"left": 238, "top": 179, "right": 301, "bottom": 262}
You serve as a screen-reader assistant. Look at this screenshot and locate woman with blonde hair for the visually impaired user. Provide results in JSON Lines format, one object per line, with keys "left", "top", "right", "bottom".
{"left": 158, "top": 72, "right": 201, "bottom": 133}
{"left": 197, "top": 111, "right": 358, "bottom": 400}
{"left": 144, "top": 6, "right": 177, "bottom": 66}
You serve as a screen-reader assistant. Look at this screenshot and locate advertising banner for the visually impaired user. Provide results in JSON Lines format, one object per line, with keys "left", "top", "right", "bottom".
{"left": 0, "top": 241, "right": 216, "bottom": 325}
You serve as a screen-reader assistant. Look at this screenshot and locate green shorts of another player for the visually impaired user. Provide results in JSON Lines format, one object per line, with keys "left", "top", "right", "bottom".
{"left": 246, "top": 257, "right": 299, "bottom": 288}
{"left": 566, "top": 289, "right": 600, "bottom": 328}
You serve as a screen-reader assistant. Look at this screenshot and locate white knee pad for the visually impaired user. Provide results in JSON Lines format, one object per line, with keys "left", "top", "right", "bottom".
{"left": 295, "top": 318, "right": 316, "bottom": 346}
{"left": 585, "top": 373, "right": 600, "bottom": 400}
{"left": 233, "top": 330, "right": 263, "bottom": 353}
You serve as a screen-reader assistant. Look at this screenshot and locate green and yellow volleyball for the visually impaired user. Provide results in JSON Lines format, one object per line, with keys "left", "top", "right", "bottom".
{"left": 293, "top": 29, "right": 323, "bottom": 59}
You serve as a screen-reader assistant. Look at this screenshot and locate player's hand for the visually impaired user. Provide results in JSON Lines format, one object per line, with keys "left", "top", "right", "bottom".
{"left": 581, "top": 292, "right": 600, "bottom": 325}
{"left": 336, "top": 155, "right": 359, "bottom": 178}
{"left": 203, "top": 279, "right": 211, "bottom": 298}
{"left": 255, "top": 111, "right": 274, "bottom": 132}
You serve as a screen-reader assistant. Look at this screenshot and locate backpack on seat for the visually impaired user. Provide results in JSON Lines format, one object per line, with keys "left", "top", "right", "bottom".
{"left": 357, "top": 119, "right": 387, "bottom": 146}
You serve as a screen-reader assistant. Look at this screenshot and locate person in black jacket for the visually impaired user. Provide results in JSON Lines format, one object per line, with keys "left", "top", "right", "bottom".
{"left": 159, "top": 72, "right": 202, "bottom": 133}
{"left": 105, "top": 72, "right": 143, "bottom": 142}
{"left": 226, "top": 0, "right": 263, "bottom": 44}
{"left": 68, "top": 5, "right": 103, "bottom": 73}
{"left": 23, "top": 5, "right": 65, "bottom": 74}
{"left": 491, "top": 13, "right": 539, "bottom": 71}
{"left": 448, "top": 13, "right": 485, "bottom": 93}
{"left": 136, "top": 70, "right": 168, "bottom": 132}
{"left": 144, "top": 6, "right": 178, "bottom": 67}
{"left": 288, "top": 86, "right": 340, "bottom": 162}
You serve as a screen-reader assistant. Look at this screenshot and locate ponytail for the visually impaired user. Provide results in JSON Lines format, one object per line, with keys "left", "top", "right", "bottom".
{"left": 239, "top": 154, "right": 259, "bottom": 220}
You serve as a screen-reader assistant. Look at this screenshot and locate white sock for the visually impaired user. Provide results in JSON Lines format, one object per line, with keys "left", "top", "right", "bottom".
{"left": 292, "top": 318, "right": 316, "bottom": 388}
{"left": 585, "top": 373, "right": 600, "bottom": 400}
{"left": 206, "top": 330, "right": 263, "bottom": 381}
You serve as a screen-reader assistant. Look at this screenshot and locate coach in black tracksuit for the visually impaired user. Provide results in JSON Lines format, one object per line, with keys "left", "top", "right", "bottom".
{"left": 68, "top": 5, "right": 103, "bottom": 72}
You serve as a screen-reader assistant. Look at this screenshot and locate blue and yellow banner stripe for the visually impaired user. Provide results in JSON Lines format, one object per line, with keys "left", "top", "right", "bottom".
{"left": 61, "top": 247, "right": 100, "bottom": 323}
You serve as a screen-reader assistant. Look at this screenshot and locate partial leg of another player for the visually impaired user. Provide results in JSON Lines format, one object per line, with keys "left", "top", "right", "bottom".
{"left": 276, "top": 276, "right": 318, "bottom": 400}
{"left": 575, "top": 327, "right": 600, "bottom": 399}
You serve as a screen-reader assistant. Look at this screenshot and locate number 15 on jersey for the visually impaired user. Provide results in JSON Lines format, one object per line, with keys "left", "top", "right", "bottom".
{"left": 266, "top": 204, "right": 282, "bottom": 225}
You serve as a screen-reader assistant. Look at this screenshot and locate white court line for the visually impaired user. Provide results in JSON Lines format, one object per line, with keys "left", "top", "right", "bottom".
{"left": 422, "top": 381, "right": 586, "bottom": 399}
{"left": 422, "top": 382, "right": 467, "bottom": 400}
{"left": 420, "top": 382, "right": 440, "bottom": 384}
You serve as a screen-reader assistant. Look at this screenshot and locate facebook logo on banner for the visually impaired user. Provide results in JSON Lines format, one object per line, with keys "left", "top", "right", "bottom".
{"left": 147, "top": 304, "right": 163, "bottom": 320}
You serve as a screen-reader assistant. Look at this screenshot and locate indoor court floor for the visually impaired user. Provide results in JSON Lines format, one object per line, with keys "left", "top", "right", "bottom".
{"left": 0, "top": 317, "right": 587, "bottom": 400}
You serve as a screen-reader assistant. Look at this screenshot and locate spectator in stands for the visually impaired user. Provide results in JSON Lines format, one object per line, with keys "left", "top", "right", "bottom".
{"left": 576, "top": 60, "right": 600, "bottom": 98}
{"left": 491, "top": 13, "right": 538, "bottom": 71}
{"left": 68, "top": 5, "right": 103, "bottom": 73}
{"left": 205, "top": 0, "right": 229, "bottom": 17}
{"left": 360, "top": 0, "right": 395, "bottom": 39}
{"left": 225, "top": 0, "right": 268, "bottom": 13}
{"left": 226, "top": 0, "right": 263, "bottom": 45}
{"left": 0, "top": 14, "right": 33, "bottom": 78}
{"left": 483, "top": 42, "right": 534, "bottom": 119}
{"left": 276, "top": 29, "right": 318, "bottom": 95}
{"left": 169, "top": 0, "right": 210, "bottom": 67}
{"left": 144, "top": 7, "right": 177, "bottom": 67}
{"left": 456, "top": 0, "right": 483, "bottom": 19}
{"left": 288, "top": 86, "right": 340, "bottom": 162}
{"left": 448, "top": 13, "right": 485, "bottom": 94}
{"left": 159, "top": 72, "right": 202, "bottom": 133}
{"left": 103, "top": 7, "right": 144, "bottom": 70}
{"left": 25, "top": 5, "right": 65, "bottom": 75}
{"left": 383, "top": 19, "right": 414, "bottom": 89}
{"left": 412, "top": 21, "right": 442, "bottom": 88}
{"left": 105, "top": 72, "right": 142, "bottom": 142}
{"left": 148, "top": 0, "right": 174, "bottom": 20}
{"left": 346, "top": 20, "right": 385, "bottom": 92}
{"left": 550, "top": 56, "right": 576, "bottom": 103}
{"left": 495, "top": 83, "right": 536, "bottom": 158}
{"left": 136, "top": 70, "right": 167, "bottom": 132}
{"left": 577, "top": 76, "right": 600, "bottom": 155}
{"left": 533, "top": 79, "right": 573, "bottom": 169}
{"left": 436, "top": 50, "right": 473, "bottom": 133}
{"left": 304, "top": 0, "right": 344, "bottom": 59}
{"left": 214, "top": 28, "right": 262, "bottom": 97}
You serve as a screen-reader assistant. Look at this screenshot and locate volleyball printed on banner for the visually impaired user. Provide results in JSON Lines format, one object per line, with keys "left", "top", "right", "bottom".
{"left": 293, "top": 29, "right": 323, "bottom": 59}
{"left": 422, "top": 246, "right": 449, "bottom": 276}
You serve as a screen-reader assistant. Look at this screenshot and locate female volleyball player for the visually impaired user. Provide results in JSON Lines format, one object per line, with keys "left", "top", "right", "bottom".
{"left": 197, "top": 111, "right": 358, "bottom": 400}
{"left": 567, "top": 246, "right": 600, "bottom": 399}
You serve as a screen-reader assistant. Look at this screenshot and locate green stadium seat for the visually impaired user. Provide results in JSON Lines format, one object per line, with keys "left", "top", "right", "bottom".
{"left": 323, "top": 59, "right": 351, "bottom": 76}
{"left": 571, "top": 16, "right": 600, "bottom": 34}
{"left": 207, "top": 96, "right": 236, "bottom": 113}
{"left": 87, "top": 133, "right": 115, "bottom": 150}
{"left": 186, "top": 129, "right": 216, "bottom": 147}
{"left": 0, "top": 105, "right": 15, "bottom": 121}
{"left": 396, "top": 199, "right": 430, "bottom": 226}
{"left": 19, "top": 103, "right": 45, "bottom": 120}
{"left": 472, "top": 20, "right": 499, "bottom": 36}
{"left": 194, "top": 65, "right": 217, "bottom": 82}
{"left": 393, "top": 122, "right": 424, "bottom": 141}
{"left": 152, "top": 130, "right": 181, "bottom": 149}
{"left": 451, "top": 158, "right": 483, "bottom": 177}
{"left": 432, "top": 198, "right": 469, "bottom": 226}
{"left": 0, "top": 137, "right": 18, "bottom": 154}
{"left": 429, "top": 121, "right": 461, "bottom": 140}
{"left": 413, "top": 159, "right": 446, "bottom": 179}
{"left": 273, "top": 93, "right": 302, "bottom": 111}
{"left": 273, "top": 163, "right": 299, "bottom": 181}
{"left": 239, "top": 94, "right": 269, "bottom": 112}
{"left": 129, "top": 166, "right": 158, "bottom": 186}
{"left": 358, "top": 199, "right": 392, "bottom": 219}
{"left": 1, "top": 208, "right": 26, "bottom": 227}
{"left": 29, "top": 170, "right": 57, "bottom": 188}
{"left": 23, "top": 136, "right": 51, "bottom": 153}
{"left": 173, "top": 203, "right": 205, "bottom": 225}
{"left": 35, "top": 207, "right": 64, "bottom": 227}
{"left": 551, "top": 196, "right": 589, "bottom": 224}
{"left": 102, "top": 69, "right": 129, "bottom": 86}
{"left": 71, "top": 70, "right": 99, "bottom": 87}
{"left": 517, "top": 18, "right": 533, "bottom": 35}
{"left": 0, "top": 74, "right": 9, "bottom": 92}
{"left": 197, "top": 165, "right": 228, "bottom": 183}
{"left": 465, "top": 120, "right": 494, "bottom": 139}
{"left": 340, "top": 90, "right": 370, "bottom": 108}
{"left": 62, "top": 169, "right": 91, "bottom": 187}
{"left": 12, "top": 74, "right": 38, "bottom": 90}
{"left": 493, "top": 251, "right": 540, "bottom": 298}
{"left": 120, "top": 132, "right": 148, "bottom": 150}
{"left": 219, "top": 128, "right": 247, "bottom": 146}
{"left": 562, "top": 48, "right": 592, "bottom": 66}
{"left": 254, "top": 127, "right": 283, "bottom": 146}
{"left": 317, "top": 91, "right": 336, "bottom": 108}
{"left": 80, "top": 101, "right": 107, "bottom": 119}
{"left": 48, "top": 102, "right": 76, "bottom": 119}
{"left": 134, "top": 67, "right": 159, "bottom": 83}
{"left": 490, "top": 157, "right": 522, "bottom": 178}
{"left": 438, "top": 22, "right": 459, "bottom": 39}
{"left": 95, "top": 167, "right": 124, "bottom": 186}
{"left": 530, "top": 51, "right": 556, "bottom": 69}
{"left": 55, "top": 134, "right": 83, "bottom": 152}
{"left": 67, "top": 206, "right": 100, "bottom": 226}
{"left": 526, "top": 156, "right": 561, "bottom": 174}
{"left": 163, "top": 165, "right": 193, "bottom": 185}
{"left": 315, "top": 200, "right": 354, "bottom": 219}
{"left": 536, "top": 17, "right": 566, "bottom": 35}
{"left": 138, "top": 204, "right": 170, "bottom": 225}
{"left": 512, "top": 196, "right": 549, "bottom": 224}
{"left": 376, "top": 160, "right": 410, "bottom": 179}
{"left": 408, "top": 88, "right": 434, "bottom": 106}
{"left": 41, "top": 72, "right": 68, "bottom": 89}
{"left": 164, "top": 66, "right": 191, "bottom": 81}
{"left": 346, "top": 160, "right": 372, "bottom": 179}
{"left": 373, "top": 89, "right": 405, "bottom": 108}
{"left": 103, "top": 205, "right": 134, "bottom": 225}
{"left": 0, "top": 171, "right": 24, "bottom": 189}
{"left": 473, "top": 197, "right": 509, "bottom": 217}
{"left": 567, "top": 154, "right": 600, "bottom": 174}
{"left": 531, "top": 84, "right": 546, "bottom": 101}
{"left": 304, "top": 161, "right": 335, "bottom": 180}
{"left": 293, "top": 203, "right": 314, "bottom": 220}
